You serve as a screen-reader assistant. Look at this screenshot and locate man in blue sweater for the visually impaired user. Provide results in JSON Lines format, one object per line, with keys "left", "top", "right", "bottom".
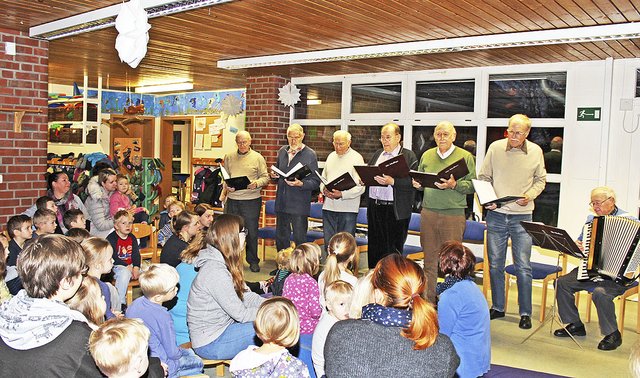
{"left": 270, "top": 124, "right": 320, "bottom": 251}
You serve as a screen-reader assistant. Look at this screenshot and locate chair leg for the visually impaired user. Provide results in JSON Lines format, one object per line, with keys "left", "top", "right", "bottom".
{"left": 504, "top": 273, "right": 510, "bottom": 314}
{"left": 585, "top": 293, "right": 592, "bottom": 323}
{"left": 540, "top": 277, "right": 549, "bottom": 322}
{"left": 126, "top": 285, "right": 133, "bottom": 305}
{"left": 216, "top": 364, "right": 224, "bottom": 377}
{"left": 618, "top": 296, "right": 626, "bottom": 337}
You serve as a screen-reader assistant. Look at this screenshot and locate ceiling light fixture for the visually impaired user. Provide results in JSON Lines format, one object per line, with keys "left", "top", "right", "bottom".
{"left": 135, "top": 82, "right": 193, "bottom": 93}
{"left": 306, "top": 99, "right": 322, "bottom": 105}
{"left": 30, "top": 0, "right": 235, "bottom": 40}
{"left": 218, "top": 23, "right": 640, "bottom": 69}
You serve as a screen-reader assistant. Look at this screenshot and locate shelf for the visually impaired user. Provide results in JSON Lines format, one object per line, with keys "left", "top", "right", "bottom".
{"left": 48, "top": 97, "right": 99, "bottom": 104}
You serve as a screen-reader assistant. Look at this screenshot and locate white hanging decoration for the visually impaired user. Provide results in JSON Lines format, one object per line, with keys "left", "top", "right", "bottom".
{"left": 115, "top": 0, "right": 151, "bottom": 69}
{"left": 278, "top": 82, "right": 301, "bottom": 107}
{"left": 220, "top": 95, "right": 243, "bottom": 116}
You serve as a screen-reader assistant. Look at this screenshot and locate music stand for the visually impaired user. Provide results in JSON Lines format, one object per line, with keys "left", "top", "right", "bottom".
{"left": 519, "top": 221, "right": 586, "bottom": 349}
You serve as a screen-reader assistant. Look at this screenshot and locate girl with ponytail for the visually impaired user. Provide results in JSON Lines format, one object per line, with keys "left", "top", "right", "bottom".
{"left": 318, "top": 232, "right": 358, "bottom": 307}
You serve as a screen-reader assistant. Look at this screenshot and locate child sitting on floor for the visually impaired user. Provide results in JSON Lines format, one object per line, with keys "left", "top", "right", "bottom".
{"left": 126, "top": 264, "right": 204, "bottom": 378}
{"left": 269, "top": 247, "right": 293, "bottom": 296}
{"left": 66, "top": 275, "right": 107, "bottom": 328}
{"left": 157, "top": 201, "right": 185, "bottom": 246}
{"left": 6, "top": 214, "right": 32, "bottom": 267}
{"left": 89, "top": 318, "right": 151, "bottom": 378}
{"left": 312, "top": 280, "right": 353, "bottom": 377}
{"left": 158, "top": 195, "right": 177, "bottom": 230}
{"left": 318, "top": 232, "right": 358, "bottom": 307}
{"left": 31, "top": 209, "right": 58, "bottom": 240}
{"left": 82, "top": 237, "right": 118, "bottom": 319}
{"left": 229, "top": 297, "right": 310, "bottom": 378}
{"left": 282, "top": 243, "right": 322, "bottom": 378}
{"left": 107, "top": 210, "right": 141, "bottom": 310}
{"left": 34, "top": 195, "right": 63, "bottom": 234}
{"left": 66, "top": 227, "right": 91, "bottom": 243}
{"left": 63, "top": 208, "right": 87, "bottom": 231}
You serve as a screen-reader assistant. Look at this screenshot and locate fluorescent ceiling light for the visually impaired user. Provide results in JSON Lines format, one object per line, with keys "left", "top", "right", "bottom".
{"left": 307, "top": 99, "right": 322, "bottom": 105}
{"left": 218, "top": 23, "right": 640, "bottom": 69}
{"left": 135, "top": 82, "right": 193, "bottom": 93}
{"left": 30, "top": 0, "right": 235, "bottom": 40}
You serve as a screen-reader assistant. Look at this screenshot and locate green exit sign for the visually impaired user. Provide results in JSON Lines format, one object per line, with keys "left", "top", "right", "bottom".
{"left": 577, "top": 107, "right": 601, "bottom": 121}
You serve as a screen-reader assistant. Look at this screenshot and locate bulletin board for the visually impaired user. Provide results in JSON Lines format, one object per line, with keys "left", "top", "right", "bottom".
{"left": 193, "top": 116, "right": 223, "bottom": 151}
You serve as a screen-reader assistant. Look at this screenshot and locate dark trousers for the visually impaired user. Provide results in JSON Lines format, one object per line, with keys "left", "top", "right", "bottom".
{"left": 366, "top": 199, "right": 409, "bottom": 269}
{"left": 556, "top": 268, "right": 627, "bottom": 336}
{"left": 225, "top": 197, "right": 262, "bottom": 264}
{"left": 276, "top": 212, "right": 308, "bottom": 251}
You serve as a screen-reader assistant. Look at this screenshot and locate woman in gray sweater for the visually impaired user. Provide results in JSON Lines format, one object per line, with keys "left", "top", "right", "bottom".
{"left": 187, "top": 214, "right": 265, "bottom": 360}
{"left": 324, "top": 254, "right": 460, "bottom": 377}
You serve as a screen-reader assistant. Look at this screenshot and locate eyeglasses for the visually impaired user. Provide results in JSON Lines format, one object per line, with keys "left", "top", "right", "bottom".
{"left": 589, "top": 197, "right": 612, "bottom": 208}
{"left": 434, "top": 132, "right": 452, "bottom": 139}
{"left": 380, "top": 135, "right": 397, "bottom": 142}
{"left": 507, "top": 129, "right": 526, "bottom": 137}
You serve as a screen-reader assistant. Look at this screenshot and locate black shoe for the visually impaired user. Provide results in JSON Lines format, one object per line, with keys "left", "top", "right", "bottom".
{"left": 597, "top": 330, "right": 622, "bottom": 351}
{"left": 489, "top": 309, "right": 505, "bottom": 320}
{"left": 249, "top": 263, "right": 260, "bottom": 273}
{"left": 553, "top": 323, "right": 586, "bottom": 337}
{"left": 519, "top": 315, "right": 532, "bottom": 329}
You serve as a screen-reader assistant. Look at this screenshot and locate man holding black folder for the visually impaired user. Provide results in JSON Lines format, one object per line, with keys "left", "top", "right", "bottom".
{"left": 270, "top": 124, "right": 320, "bottom": 252}
{"left": 411, "top": 121, "right": 476, "bottom": 304}
{"left": 477, "top": 114, "right": 546, "bottom": 330}
{"left": 366, "top": 122, "right": 417, "bottom": 269}
{"left": 320, "top": 130, "right": 365, "bottom": 250}
{"left": 222, "top": 131, "right": 270, "bottom": 272}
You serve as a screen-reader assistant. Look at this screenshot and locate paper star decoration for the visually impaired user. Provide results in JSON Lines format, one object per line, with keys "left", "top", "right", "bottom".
{"left": 220, "top": 95, "right": 243, "bottom": 116}
{"left": 115, "top": 0, "right": 151, "bottom": 69}
{"left": 278, "top": 82, "right": 301, "bottom": 107}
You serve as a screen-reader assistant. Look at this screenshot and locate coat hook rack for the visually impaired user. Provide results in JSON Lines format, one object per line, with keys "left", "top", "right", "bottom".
{"left": 0, "top": 108, "right": 43, "bottom": 132}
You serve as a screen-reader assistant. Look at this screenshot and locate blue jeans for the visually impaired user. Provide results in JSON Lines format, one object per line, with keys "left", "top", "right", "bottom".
{"left": 296, "top": 333, "right": 316, "bottom": 378}
{"left": 113, "top": 265, "right": 132, "bottom": 306}
{"left": 322, "top": 210, "right": 357, "bottom": 255}
{"left": 276, "top": 212, "right": 308, "bottom": 251}
{"left": 225, "top": 198, "right": 262, "bottom": 264}
{"left": 193, "top": 322, "right": 257, "bottom": 360}
{"left": 171, "top": 348, "right": 204, "bottom": 378}
{"left": 486, "top": 211, "right": 533, "bottom": 316}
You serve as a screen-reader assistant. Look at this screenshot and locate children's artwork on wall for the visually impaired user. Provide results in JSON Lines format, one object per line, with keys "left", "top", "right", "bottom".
{"left": 113, "top": 137, "right": 143, "bottom": 173}
{"left": 102, "top": 91, "right": 155, "bottom": 115}
{"left": 193, "top": 116, "right": 223, "bottom": 150}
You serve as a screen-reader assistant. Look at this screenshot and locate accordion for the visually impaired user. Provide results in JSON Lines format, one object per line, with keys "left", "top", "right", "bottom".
{"left": 577, "top": 215, "right": 640, "bottom": 286}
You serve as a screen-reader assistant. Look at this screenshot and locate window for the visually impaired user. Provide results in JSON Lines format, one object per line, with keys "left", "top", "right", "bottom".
{"left": 533, "top": 183, "right": 560, "bottom": 227}
{"left": 415, "top": 79, "right": 475, "bottom": 113}
{"left": 488, "top": 72, "right": 566, "bottom": 118}
{"left": 348, "top": 125, "right": 404, "bottom": 162}
{"left": 351, "top": 82, "right": 402, "bottom": 113}
{"left": 294, "top": 82, "right": 342, "bottom": 119}
{"left": 411, "top": 125, "right": 478, "bottom": 160}
{"left": 636, "top": 69, "right": 640, "bottom": 97}
{"left": 303, "top": 125, "right": 339, "bottom": 161}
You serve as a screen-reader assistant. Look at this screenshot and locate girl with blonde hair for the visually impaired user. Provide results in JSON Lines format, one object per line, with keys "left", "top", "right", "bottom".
{"left": 318, "top": 232, "right": 358, "bottom": 307}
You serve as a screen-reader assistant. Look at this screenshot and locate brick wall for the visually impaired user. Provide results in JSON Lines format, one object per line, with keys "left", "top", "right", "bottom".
{"left": 245, "top": 75, "right": 290, "bottom": 229}
{"left": 0, "top": 28, "right": 49, "bottom": 226}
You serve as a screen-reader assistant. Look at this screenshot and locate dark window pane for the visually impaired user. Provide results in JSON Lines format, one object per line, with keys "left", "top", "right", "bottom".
{"left": 488, "top": 72, "right": 566, "bottom": 118}
{"left": 533, "top": 183, "right": 560, "bottom": 227}
{"left": 172, "top": 161, "right": 181, "bottom": 174}
{"left": 294, "top": 82, "right": 342, "bottom": 119}
{"left": 351, "top": 83, "right": 402, "bottom": 113}
{"left": 349, "top": 125, "right": 404, "bottom": 162}
{"left": 486, "top": 126, "right": 564, "bottom": 174}
{"left": 411, "top": 126, "right": 478, "bottom": 161}
{"left": 304, "top": 125, "right": 339, "bottom": 161}
{"left": 636, "top": 69, "right": 640, "bottom": 97}
{"left": 415, "top": 80, "right": 475, "bottom": 112}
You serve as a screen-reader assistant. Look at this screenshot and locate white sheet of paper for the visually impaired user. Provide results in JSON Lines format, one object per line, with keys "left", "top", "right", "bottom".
{"left": 194, "top": 134, "right": 204, "bottom": 149}
{"left": 472, "top": 179, "right": 498, "bottom": 204}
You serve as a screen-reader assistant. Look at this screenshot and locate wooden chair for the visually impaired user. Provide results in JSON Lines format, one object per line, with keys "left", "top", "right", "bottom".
{"left": 355, "top": 207, "right": 368, "bottom": 254}
{"left": 179, "top": 342, "right": 230, "bottom": 377}
{"left": 582, "top": 279, "right": 640, "bottom": 337}
{"left": 257, "top": 200, "right": 277, "bottom": 260}
{"left": 126, "top": 223, "right": 159, "bottom": 304}
{"left": 402, "top": 212, "right": 422, "bottom": 256}
{"left": 307, "top": 202, "right": 325, "bottom": 246}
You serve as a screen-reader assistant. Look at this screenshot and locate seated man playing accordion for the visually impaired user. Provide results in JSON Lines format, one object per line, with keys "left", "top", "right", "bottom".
{"left": 554, "top": 186, "right": 640, "bottom": 351}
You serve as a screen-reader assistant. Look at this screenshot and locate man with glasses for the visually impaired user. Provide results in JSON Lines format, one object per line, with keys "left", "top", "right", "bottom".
{"left": 554, "top": 186, "right": 637, "bottom": 351}
{"left": 411, "top": 121, "right": 476, "bottom": 304}
{"left": 366, "top": 122, "right": 417, "bottom": 269}
{"left": 270, "top": 124, "right": 320, "bottom": 253}
{"left": 223, "top": 131, "right": 270, "bottom": 272}
{"left": 478, "top": 113, "right": 546, "bottom": 330}
{"left": 320, "top": 130, "right": 365, "bottom": 253}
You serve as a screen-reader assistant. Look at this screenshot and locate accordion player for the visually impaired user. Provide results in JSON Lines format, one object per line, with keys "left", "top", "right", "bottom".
{"left": 577, "top": 215, "right": 640, "bottom": 286}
